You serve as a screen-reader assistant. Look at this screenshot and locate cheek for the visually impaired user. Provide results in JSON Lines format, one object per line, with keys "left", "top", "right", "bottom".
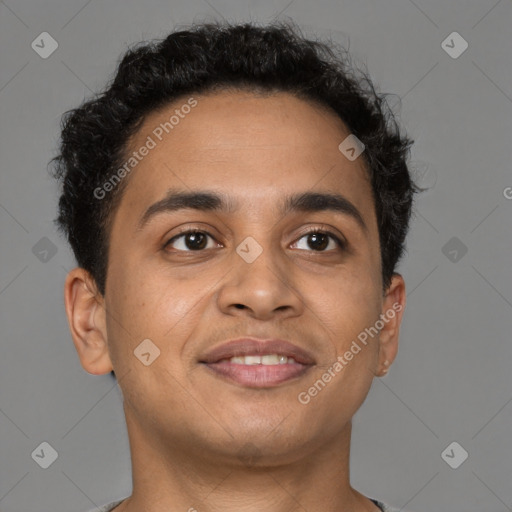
{"left": 311, "top": 267, "right": 381, "bottom": 341}
{"left": 106, "top": 260, "right": 213, "bottom": 361}
{"left": 299, "top": 276, "right": 379, "bottom": 412}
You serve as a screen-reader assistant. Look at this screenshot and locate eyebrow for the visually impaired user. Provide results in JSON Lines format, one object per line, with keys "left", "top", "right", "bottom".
{"left": 137, "top": 188, "right": 367, "bottom": 232}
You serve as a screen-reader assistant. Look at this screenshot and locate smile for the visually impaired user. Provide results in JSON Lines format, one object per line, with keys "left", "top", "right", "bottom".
{"left": 200, "top": 337, "right": 315, "bottom": 388}
{"left": 220, "top": 354, "right": 298, "bottom": 365}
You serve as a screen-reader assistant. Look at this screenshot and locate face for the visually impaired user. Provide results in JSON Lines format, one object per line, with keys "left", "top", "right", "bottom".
{"left": 66, "top": 90, "right": 405, "bottom": 466}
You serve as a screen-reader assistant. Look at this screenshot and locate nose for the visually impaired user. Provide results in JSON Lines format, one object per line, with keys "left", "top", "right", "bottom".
{"left": 216, "top": 242, "right": 304, "bottom": 321}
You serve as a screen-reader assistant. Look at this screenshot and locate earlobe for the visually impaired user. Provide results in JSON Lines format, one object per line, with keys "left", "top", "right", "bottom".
{"left": 376, "top": 273, "right": 406, "bottom": 377}
{"left": 64, "top": 268, "right": 114, "bottom": 375}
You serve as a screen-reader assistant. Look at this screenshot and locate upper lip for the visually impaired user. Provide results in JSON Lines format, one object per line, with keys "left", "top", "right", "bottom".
{"left": 200, "top": 338, "right": 316, "bottom": 365}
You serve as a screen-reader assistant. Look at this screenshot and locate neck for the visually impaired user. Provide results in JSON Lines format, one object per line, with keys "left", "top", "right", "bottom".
{"left": 115, "top": 403, "right": 379, "bottom": 512}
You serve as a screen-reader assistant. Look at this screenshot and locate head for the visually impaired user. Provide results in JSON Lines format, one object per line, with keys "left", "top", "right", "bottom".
{"left": 51, "top": 21, "right": 419, "bottom": 465}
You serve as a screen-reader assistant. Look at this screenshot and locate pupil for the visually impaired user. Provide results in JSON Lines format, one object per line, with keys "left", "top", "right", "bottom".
{"left": 186, "top": 232, "right": 207, "bottom": 250}
{"left": 309, "top": 233, "right": 328, "bottom": 251}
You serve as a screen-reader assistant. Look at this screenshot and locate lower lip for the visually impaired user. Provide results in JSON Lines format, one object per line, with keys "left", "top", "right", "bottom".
{"left": 203, "top": 361, "right": 311, "bottom": 387}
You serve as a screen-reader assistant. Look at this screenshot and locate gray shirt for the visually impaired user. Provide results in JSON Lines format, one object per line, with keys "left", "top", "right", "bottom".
{"left": 88, "top": 497, "right": 406, "bottom": 511}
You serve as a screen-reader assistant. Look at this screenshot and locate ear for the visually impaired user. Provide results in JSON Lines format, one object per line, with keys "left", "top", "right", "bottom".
{"left": 64, "top": 267, "right": 113, "bottom": 375}
{"left": 375, "top": 273, "right": 406, "bottom": 377}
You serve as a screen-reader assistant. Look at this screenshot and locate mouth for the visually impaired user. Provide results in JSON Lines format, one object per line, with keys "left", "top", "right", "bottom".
{"left": 199, "top": 338, "right": 315, "bottom": 388}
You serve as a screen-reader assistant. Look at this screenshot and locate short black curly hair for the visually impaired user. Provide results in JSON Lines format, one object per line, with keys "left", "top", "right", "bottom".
{"left": 50, "top": 20, "right": 420, "bottom": 297}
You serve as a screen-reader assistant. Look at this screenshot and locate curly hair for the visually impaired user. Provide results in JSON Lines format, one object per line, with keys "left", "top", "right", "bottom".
{"left": 50, "top": 20, "right": 420, "bottom": 296}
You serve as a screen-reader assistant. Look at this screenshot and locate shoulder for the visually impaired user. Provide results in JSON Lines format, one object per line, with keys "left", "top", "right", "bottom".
{"left": 373, "top": 500, "right": 412, "bottom": 512}
{"left": 84, "top": 498, "right": 126, "bottom": 512}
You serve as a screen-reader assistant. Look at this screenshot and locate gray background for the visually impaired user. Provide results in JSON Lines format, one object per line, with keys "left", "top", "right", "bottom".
{"left": 0, "top": 0, "right": 511, "bottom": 511}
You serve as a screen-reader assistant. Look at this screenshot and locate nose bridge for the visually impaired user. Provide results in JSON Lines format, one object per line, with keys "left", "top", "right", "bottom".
{"left": 216, "top": 230, "right": 303, "bottom": 318}
{"left": 234, "top": 232, "right": 287, "bottom": 291}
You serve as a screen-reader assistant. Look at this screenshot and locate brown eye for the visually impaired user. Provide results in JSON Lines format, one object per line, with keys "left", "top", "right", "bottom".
{"left": 164, "top": 230, "right": 216, "bottom": 251}
{"left": 293, "top": 229, "right": 345, "bottom": 252}
{"left": 306, "top": 232, "right": 329, "bottom": 251}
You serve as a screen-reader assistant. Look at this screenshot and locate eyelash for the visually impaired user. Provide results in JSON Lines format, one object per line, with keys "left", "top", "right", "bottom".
{"left": 163, "top": 227, "right": 347, "bottom": 253}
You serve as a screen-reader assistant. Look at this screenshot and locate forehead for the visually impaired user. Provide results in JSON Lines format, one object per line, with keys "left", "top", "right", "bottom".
{"left": 113, "top": 90, "right": 375, "bottom": 228}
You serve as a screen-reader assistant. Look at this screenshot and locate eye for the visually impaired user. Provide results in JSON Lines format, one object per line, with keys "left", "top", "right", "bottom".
{"left": 292, "top": 229, "right": 346, "bottom": 252}
{"left": 164, "top": 229, "right": 219, "bottom": 252}
{"left": 163, "top": 227, "right": 346, "bottom": 253}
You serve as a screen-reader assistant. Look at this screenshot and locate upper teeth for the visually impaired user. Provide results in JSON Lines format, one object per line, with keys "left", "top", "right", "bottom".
{"left": 223, "top": 354, "right": 296, "bottom": 365}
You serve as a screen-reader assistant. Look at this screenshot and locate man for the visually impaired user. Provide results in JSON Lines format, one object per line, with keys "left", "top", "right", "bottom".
{"left": 51, "top": 20, "right": 419, "bottom": 512}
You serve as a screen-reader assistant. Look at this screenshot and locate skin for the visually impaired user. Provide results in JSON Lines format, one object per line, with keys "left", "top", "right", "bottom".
{"left": 64, "top": 90, "right": 406, "bottom": 512}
